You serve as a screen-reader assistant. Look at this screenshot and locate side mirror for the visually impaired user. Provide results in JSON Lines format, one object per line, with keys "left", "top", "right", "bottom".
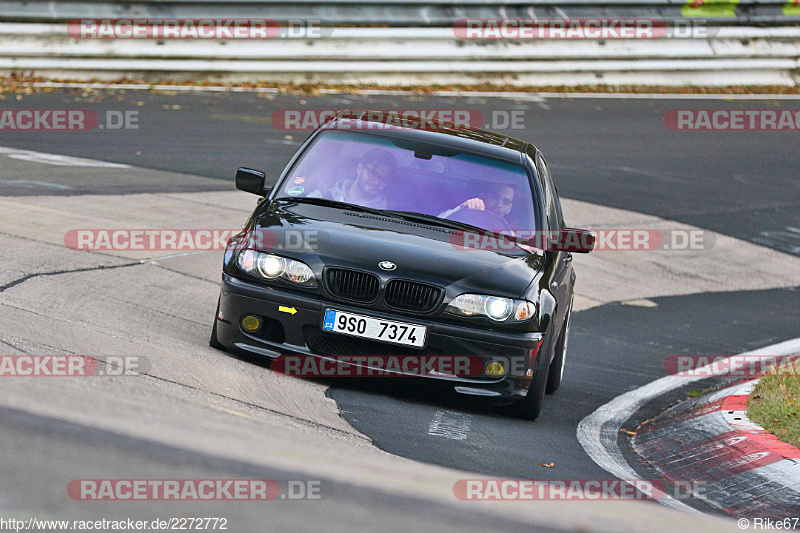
{"left": 549, "top": 228, "right": 595, "bottom": 253}
{"left": 235, "top": 167, "right": 268, "bottom": 196}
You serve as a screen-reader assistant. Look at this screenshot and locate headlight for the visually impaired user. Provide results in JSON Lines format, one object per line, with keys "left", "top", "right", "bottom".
{"left": 285, "top": 259, "right": 314, "bottom": 284}
{"left": 486, "top": 297, "right": 512, "bottom": 321}
{"left": 237, "top": 250, "right": 316, "bottom": 287}
{"left": 446, "top": 294, "right": 535, "bottom": 323}
{"left": 258, "top": 254, "right": 286, "bottom": 278}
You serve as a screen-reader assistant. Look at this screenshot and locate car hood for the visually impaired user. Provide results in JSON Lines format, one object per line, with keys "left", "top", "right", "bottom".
{"left": 251, "top": 201, "right": 545, "bottom": 298}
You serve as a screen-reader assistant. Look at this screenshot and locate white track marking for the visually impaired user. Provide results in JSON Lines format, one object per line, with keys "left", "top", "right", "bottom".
{"left": 140, "top": 251, "right": 206, "bottom": 263}
{"left": 621, "top": 299, "right": 658, "bottom": 308}
{"left": 0, "top": 179, "right": 71, "bottom": 190}
{"left": 427, "top": 410, "right": 472, "bottom": 441}
{"left": 0, "top": 146, "right": 130, "bottom": 168}
{"left": 753, "top": 227, "right": 800, "bottom": 255}
{"left": 577, "top": 337, "right": 800, "bottom": 512}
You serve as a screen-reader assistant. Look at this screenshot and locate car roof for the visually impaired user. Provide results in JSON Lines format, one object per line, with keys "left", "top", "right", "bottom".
{"left": 321, "top": 111, "right": 534, "bottom": 164}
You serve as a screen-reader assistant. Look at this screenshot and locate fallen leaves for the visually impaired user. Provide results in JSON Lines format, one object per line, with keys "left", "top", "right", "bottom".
{"left": 5, "top": 74, "right": 800, "bottom": 96}
{"left": 0, "top": 72, "right": 41, "bottom": 95}
{"left": 541, "top": 463, "right": 554, "bottom": 468}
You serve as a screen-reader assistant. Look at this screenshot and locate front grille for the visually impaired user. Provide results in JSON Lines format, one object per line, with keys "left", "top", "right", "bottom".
{"left": 324, "top": 268, "right": 380, "bottom": 302}
{"left": 384, "top": 280, "right": 442, "bottom": 313}
{"left": 303, "top": 325, "right": 438, "bottom": 356}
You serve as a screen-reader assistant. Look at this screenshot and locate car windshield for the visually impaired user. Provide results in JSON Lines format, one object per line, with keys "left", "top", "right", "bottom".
{"left": 275, "top": 130, "right": 538, "bottom": 233}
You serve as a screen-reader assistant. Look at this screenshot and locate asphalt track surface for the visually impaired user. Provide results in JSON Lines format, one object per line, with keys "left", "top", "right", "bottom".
{"left": 1, "top": 88, "right": 798, "bottom": 529}
{"left": 0, "top": 407, "right": 543, "bottom": 533}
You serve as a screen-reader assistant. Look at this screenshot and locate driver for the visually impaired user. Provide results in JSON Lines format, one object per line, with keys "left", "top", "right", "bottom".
{"left": 308, "top": 148, "right": 397, "bottom": 209}
{"left": 438, "top": 182, "right": 515, "bottom": 227}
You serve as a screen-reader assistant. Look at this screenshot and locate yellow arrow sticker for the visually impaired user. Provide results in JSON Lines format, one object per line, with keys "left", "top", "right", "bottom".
{"left": 278, "top": 306, "right": 298, "bottom": 315}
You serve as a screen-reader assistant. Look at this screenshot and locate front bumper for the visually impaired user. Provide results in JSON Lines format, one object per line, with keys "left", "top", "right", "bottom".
{"left": 216, "top": 274, "right": 545, "bottom": 401}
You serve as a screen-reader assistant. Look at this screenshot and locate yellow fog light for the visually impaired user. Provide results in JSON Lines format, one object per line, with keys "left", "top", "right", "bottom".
{"left": 485, "top": 362, "right": 505, "bottom": 378}
{"left": 241, "top": 315, "right": 262, "bottom": 332}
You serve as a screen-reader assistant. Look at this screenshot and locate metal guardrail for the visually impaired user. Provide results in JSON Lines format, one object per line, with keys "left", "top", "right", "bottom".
{"left": 1, "top": 1, "right": 798, "bottom": 85}
{"left": 1, "top": 0, "right": 800, "bottom": 26}
{"left": 1, "top": 23, "right": 798, "bottom": 85}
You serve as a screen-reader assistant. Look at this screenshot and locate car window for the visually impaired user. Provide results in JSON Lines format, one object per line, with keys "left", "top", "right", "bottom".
{"left": 537, "top": 155, "right": 563, "bottom": 231}
{"left": 277, "top": 130, "right": 540, "bottom": 233}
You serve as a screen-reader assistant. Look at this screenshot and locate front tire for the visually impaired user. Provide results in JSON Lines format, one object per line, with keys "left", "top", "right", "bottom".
{"left": 545, "top": 303, "right": 571, "bottom": 394}
{"left": 209, "top": 299, "right": 225, "bottom": 351}
{"left": 513, "top": 331, "right": 553, "bottom": 420}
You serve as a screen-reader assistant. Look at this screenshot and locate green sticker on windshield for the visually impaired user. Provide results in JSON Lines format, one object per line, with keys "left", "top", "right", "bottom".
{"left": 681, "top": 0, "right": 739, "bottom": 17}
{"left": 287, "top": 186, "right": 304, "bottom": 196}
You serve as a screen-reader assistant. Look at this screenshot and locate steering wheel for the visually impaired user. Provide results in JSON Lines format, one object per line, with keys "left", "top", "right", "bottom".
{"left": 449, "top": 207, "right": 509, "bottom": 231}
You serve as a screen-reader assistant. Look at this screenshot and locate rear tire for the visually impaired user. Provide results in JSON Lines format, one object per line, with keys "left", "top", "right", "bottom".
{"left": 546, "top": 302, "right": 572, "bottom": 394}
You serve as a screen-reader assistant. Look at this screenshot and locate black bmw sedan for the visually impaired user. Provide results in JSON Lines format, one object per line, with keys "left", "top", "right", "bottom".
{"left": 211, "top": 111, "right": 593, "bottom": 420}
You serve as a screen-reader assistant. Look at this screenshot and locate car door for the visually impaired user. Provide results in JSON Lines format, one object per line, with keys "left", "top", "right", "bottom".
{"left": 537, "top": 155, "right": 572, "bottom": 334}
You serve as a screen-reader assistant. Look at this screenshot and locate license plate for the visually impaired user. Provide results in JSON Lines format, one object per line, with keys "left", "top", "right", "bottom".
{"left": 322, "top": 309, "right": 427, "bottom": 348}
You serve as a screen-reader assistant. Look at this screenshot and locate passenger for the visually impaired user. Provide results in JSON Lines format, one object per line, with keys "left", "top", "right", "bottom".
{"left": 308, "top": 149, "right": 397, "bottom": 209}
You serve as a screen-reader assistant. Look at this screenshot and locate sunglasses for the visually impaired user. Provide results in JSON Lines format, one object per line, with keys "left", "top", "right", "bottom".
{"left": 363, "top": 164, "right": 391, "bottom": 182}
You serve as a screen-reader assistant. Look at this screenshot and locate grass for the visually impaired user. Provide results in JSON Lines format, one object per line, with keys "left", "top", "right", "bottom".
{"left": 686, "top": 386, "right": 718, "bottom": 399}
{"left": 747, "top": 359, "right": 800, "bottom": 448}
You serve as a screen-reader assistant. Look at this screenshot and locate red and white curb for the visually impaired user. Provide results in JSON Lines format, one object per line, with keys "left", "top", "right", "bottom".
{"left": 633, "top": 378, "right": 800, "bottom": 518}
{"left": 577, "top": 338, "right": 800, "bottom": 515}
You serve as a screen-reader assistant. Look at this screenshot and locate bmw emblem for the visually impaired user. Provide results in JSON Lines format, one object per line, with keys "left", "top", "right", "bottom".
{"left": 378, "top": 261, "right": 396, "bottom": 271}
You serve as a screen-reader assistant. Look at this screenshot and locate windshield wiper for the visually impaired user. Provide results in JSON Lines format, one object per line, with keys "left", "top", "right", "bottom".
{"left": 278, "top": 198, "right": 461, "bottom": 227}
{"left": 278, "top": 199, "right": 525, "bottom": 247}
{"left": 381, "top": 210, "right": 523, "bottom": 245}
{"left": 276, "top": 196, "right": 389, "bottom": 217}
{"left": 378, "top": 210, "right": 475, "bottom": 231}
